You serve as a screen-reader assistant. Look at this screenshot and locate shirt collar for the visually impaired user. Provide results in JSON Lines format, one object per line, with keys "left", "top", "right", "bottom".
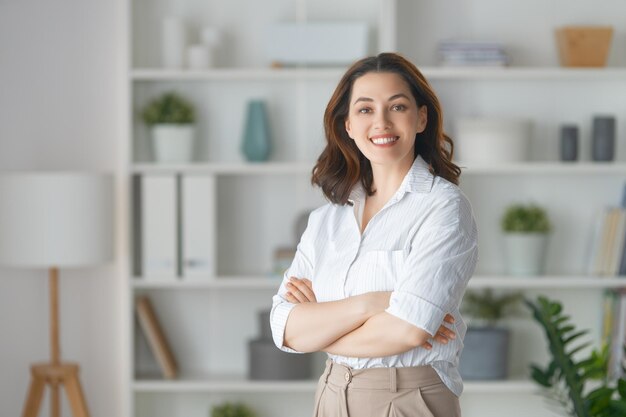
{"left": 347, "top": 155, "right": 435, "bottom": 206}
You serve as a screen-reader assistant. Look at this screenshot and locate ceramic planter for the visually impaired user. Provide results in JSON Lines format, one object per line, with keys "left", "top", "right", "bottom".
{"left": 152, "top": 124, "right": 195, "bottom": 163}
{"left": 503, "top": 232, "right": 549, "bottom": 276}
{"left": 459, "top": 327, "right": 510, "bottom": 380}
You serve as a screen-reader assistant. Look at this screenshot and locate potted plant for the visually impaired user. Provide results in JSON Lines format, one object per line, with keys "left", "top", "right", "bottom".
{"left": 501, "top": 203, "right": 552, "bottom": 276}
{"left": 459, "top": 288, "right": 523, "bottom": 380}
{"left": 211, "top": 402, "right": 256, "bottom": 417}
{"left": 141, "top": 92, "right": 196, "bottom": 163}
{"left": 526, "top": 296, "right": 626, "bottom": 416}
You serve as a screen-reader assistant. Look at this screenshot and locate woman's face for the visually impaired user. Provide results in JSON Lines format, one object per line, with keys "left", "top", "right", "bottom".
{"left": 345, "top": 71, "right": 427, "bottom": 169}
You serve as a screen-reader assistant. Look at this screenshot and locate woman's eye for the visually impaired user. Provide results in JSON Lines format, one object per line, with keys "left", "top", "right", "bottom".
{"left": 392, "top": 104, "right": 406, "bottom": 111}
{"left": 358, "top": 108, "right": 371, "bottom": 114}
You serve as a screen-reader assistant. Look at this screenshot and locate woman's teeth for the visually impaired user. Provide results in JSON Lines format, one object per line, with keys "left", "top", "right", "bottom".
{"left": 371, "top": 136, "right": 398, "bottom": 145}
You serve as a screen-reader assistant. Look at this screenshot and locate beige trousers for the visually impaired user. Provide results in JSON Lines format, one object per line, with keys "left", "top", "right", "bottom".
{"left": 312, "top": 360, "right": 461, "bottom": 417}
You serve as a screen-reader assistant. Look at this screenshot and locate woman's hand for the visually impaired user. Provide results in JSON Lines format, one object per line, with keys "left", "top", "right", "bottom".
{"left": 285, "top": 277, "right": 317, "bottom": 303}
{"left": 420, "top": 313, "right": 456, "bottom": 350}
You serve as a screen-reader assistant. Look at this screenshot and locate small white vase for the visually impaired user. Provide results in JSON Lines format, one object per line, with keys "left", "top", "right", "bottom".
{"left": 151, "top": 124, "right": 195, "bottom": 163}
{"left": 503, "top": 232, "right": 549, "bottom": 276}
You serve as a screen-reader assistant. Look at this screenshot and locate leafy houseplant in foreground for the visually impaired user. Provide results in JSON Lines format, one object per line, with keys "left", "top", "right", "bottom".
{"left": 459, "top": 289, "right": 522, "bottom": 380}
{"left": 501, "top": 203, "right": 552, "bottom": 276}
{"left": 526, "top": 296, "right": 626, "bottom": 417}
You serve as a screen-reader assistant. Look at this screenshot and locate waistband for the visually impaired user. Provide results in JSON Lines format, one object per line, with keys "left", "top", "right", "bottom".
{"left": 321, "top": 359, "right": 441, "bottom": 392}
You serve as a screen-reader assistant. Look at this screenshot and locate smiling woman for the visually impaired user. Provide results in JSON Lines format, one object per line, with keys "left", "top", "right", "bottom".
{"left": 270, "top": 53, "right": 478, "bottom": 417}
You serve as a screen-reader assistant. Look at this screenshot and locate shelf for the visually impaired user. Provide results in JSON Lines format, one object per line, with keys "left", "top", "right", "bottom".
{"left": 130, "top": 162, "right": 626, "bottom": 176}
{"left": 470, "top": 276, "right": 626, "bottom": 289}
{"left": 131, "top": 68, "right": 345, "bottom": 81}
{"left": 131, "top": 162, "right": 313, "bottom": 175}
{"left": 132, "top": 276, "right": 282, "bottom": 290}
{"left": 131, "top": 67, "right": 626, "bottom": 82}
{"left": 131, "top": 275, "right": 626, "bottom": 290}
{"left": 458, "top": 162, "right": 626, "bottom": 175}
{"left": 133, "top": 372, "right": 536, "bottom": 394}
{"left": 134, "top": 373, "right": 317, "bottom": 393}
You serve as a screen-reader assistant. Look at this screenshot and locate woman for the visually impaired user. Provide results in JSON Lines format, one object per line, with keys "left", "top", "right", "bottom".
{"left": 270, "top": 52, "right": 478, "bottom": 417}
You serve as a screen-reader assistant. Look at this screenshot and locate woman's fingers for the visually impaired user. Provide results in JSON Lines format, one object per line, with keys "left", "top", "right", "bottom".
{"left": 286, "top": 277, "right": 317, "bottom": 303}
{"left": 444, "top": 313, "right": 455, "bottom": 324}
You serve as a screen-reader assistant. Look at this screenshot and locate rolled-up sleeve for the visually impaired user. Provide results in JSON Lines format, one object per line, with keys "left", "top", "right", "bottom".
{"left": 270, "top": 212, "right": 316, "bottom": 353}
{"left": 386, "top": 194, "right": 478, "bottom": 337}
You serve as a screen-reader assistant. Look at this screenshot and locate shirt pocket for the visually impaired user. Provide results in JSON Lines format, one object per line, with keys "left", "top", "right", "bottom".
{"left": 350, "top": 249, "right": 408, "bottom": 293}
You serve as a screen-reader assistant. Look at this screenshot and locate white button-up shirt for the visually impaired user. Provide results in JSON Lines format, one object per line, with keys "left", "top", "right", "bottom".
{"left": 270, "top": 155, "right": 478, "bottom": 396}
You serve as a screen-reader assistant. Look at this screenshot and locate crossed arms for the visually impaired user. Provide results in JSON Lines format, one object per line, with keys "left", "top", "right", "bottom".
{"left": 282, "top": 278, "right": 456, "bottom": 358}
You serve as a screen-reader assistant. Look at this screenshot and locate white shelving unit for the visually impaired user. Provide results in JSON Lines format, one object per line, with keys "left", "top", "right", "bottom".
{"left": 125, "top": 1, "right": 626, "bottom": 416}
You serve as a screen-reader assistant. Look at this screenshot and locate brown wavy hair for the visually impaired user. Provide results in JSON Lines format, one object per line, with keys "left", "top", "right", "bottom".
{"left": 311, "top": 52, "right": 461, "bottom": 205}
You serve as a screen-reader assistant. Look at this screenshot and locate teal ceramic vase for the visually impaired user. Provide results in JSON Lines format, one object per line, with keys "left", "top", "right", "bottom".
{"left": 242, "top": 100, "right": 271, "bottom": 162}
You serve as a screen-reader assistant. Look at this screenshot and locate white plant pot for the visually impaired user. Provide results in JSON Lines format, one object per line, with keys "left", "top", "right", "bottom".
{"left": 503, "top": 232, "right": 549, "bottom": 276}
{"left": 152, "top": 124, "right": 195, "bottom": 163}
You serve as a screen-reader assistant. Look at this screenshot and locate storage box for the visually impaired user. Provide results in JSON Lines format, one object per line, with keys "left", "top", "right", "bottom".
{"left": 555, "top": 26, "right": 613, "bottom": 67}
{"left": 454, "top": 118, "right": 532, "bottom": 164}
{"left": 265, "top": 22, "right": 369, "bottom": 66}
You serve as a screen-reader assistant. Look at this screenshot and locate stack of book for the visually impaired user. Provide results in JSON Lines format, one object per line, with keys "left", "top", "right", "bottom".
{"left": 438, "top": 40, "right": 508, "bottom": 67}
{"left": 587, "top": 206, "right": 626, "bottom": 276}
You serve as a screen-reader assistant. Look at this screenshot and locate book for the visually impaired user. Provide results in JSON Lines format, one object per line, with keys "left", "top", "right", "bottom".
{"left": 135, "top": 296, "right": 178, "bottom": 379}
{"left": 609, "top": 209, "right": 626, "bottom": 276}
{"left": 588, "top": 208, "right": 611, "bottom": 275}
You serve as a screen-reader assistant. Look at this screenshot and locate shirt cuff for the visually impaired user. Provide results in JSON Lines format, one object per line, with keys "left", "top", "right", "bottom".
{"left": 270, "top": 301, "right": 304, "bottom": 354}
{"left": 386, "top": 291, "right": 446, "bottom": 337}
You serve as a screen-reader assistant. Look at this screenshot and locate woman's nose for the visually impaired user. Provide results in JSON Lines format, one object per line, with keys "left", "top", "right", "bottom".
{"left": 373, "top": 110, "right": 392, "bottom": 130}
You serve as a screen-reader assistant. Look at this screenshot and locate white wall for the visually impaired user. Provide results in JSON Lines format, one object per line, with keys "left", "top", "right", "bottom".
{"left": 0, "top": 1, "right": 126, "bottom": 416}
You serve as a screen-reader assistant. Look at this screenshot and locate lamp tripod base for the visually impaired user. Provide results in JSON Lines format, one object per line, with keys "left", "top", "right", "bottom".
{"left": 22, "top": 363, "right": 90, "bottom": 417}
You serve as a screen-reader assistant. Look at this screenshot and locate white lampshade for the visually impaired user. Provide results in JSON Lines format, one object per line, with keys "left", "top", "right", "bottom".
{"left": 0, "top": 172, "right": 114, "bottom": 268}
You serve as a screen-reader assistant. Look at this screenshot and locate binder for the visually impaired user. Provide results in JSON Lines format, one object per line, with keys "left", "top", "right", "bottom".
{"left": 181, "top": 175, "right": 216, "bottom": 278}
{"left": 141, "top": 174, "right": 178, "bottom": 280}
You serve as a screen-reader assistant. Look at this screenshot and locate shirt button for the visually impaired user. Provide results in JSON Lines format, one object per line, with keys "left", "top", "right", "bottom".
{"left": 344, "top": 372, "right": 350, "bottom": 381}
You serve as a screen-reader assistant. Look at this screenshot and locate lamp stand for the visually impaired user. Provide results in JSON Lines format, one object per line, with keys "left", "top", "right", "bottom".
{"left": 21, "top": 267, "right": 90, "bottom": 417}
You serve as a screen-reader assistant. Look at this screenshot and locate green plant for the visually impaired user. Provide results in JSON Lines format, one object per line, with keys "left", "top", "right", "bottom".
{"left": 210, "top": 402, "right": 256, "bottom": 417}
{"left": 141, "top": 92, "right": 195, "bottom": 125}
{"left": 501, "top": 204, "right": 551, "bottom": 233}
{"left": 526, "top": 296, "right": 626, "bottom": 417}
{"left": 461, "top": 288, "right": 523, "bottom": 327}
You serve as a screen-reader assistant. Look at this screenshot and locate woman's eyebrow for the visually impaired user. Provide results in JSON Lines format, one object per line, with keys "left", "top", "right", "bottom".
{"left": 353, "top": 93, "right": 410, "bottom": 105}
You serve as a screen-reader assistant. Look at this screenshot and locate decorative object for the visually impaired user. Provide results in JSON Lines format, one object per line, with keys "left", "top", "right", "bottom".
{"left": 241, "top": 100, "right": 271, "bottom": 162}
{"left": 273, "top": 247, "right": 296, "bottom": 277}
{"left": 294, "top": 210, "right": 312, "bottom": 243}
{"left": 526, "top": 296, "right": 626, "bottom": 416}
{"left": 162, "top": 17, "right": 187, "bottom": 69}
{"left": 211, "top": 402, "right": 256, "bottom": 417}
{"left": 555, "top": 26, "right": 614, "bottom": 67}
{"left": 201, "top": 27, "right": 221, "bottom": 67}
{"left": 141, "top": 92, "right": 196, "bottom": 163}
{"left": 265, "top": 22, "right": 369, "bottom": 66}
{"left": 0, "top": 172, "right": 113, "bottom": 417}
{"left": 455, "top": 118, "right": 532, "bottom": 164}
{"left": 592, "top": 116, "right": 616, "bottom": 162}
{"left": 459, "top": 289, "right": 522, "bottom": 380}
{"left": 187, "top": 44, "right": 209, "bottom": 69}
{"left": 501, "top": 204, "right": 551, "bottom": 276}
{"left": 560, "top": 125, "right": 579, "bottom": 161}
{"left": 248, "top": 309, "right": 312, "bottom": 380}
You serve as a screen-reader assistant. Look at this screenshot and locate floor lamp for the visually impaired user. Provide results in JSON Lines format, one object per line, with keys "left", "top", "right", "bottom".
{"left": 0, "top": 173, "right": 113, "bottom": 417}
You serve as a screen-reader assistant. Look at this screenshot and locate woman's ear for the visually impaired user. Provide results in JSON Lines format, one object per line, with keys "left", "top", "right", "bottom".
{"left": 417, "top": 105, "right": 428, "bottom": 133}
{"left": 345, "top": 118, "right": 353, "bottom": 139}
